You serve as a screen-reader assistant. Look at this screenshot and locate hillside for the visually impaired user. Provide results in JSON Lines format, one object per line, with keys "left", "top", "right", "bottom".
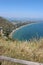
{"left": 0, "top": 17, "right": 16, "bottom": 36}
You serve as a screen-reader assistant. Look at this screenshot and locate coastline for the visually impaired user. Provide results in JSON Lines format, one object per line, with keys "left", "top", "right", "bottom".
{"left": 9, "top": 22, "right": 36, "bottom": 38}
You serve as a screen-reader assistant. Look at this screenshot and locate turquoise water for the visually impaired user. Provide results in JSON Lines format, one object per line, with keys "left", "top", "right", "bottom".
{"left": 12, "top": 22, "right": 43, "bottom": 41}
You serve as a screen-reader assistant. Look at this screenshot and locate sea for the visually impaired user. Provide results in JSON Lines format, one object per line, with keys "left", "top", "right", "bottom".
{"left": 12, "top": 22, "right": 43, "bottom": 41}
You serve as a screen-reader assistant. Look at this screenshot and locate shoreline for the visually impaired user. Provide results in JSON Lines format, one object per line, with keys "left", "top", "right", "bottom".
{"left": 9, "top": 22, "right": 36, "bottom": 38}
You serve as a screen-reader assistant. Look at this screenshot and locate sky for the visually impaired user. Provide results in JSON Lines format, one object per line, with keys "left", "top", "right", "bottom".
{"left": 0, "top": 0, "right": 43, "bottom": 19}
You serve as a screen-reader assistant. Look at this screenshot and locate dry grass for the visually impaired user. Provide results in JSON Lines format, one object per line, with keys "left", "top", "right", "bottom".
{"left": 0, "top": 37, "right": 43, "bottom": 65}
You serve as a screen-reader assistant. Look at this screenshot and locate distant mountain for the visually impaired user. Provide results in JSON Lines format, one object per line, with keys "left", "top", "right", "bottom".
{"left": 5, "top": 17, "right": 43, "bottom": 23}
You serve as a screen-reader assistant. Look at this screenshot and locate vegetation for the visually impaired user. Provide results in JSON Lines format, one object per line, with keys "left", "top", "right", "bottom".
{"left": 0, "top": 37, "right": 43, "bottom": 65}
{"left": 0, "top": 17, "right": 15, "bottom": 37}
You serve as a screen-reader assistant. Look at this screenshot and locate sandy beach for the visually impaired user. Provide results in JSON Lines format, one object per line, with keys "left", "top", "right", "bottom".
{"left": 9, "top": 22, "right": 36, "bottom": 38}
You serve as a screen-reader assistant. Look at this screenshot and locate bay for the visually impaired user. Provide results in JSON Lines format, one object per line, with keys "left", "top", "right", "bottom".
{"left": 12, "top": 22, "right": 43, "bottom": 41}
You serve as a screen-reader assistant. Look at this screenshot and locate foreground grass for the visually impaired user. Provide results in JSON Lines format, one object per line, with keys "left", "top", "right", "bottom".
{"left": 0, "top": 37, "right": 43, "bottom": 65}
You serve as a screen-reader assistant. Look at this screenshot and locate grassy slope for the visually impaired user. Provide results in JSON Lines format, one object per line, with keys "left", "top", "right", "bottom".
{"left": 0, "top": 37, "right": 43, "bottom": 65}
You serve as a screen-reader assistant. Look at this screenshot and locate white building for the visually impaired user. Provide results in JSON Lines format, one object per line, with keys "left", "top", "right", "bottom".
{"left": 0, "top": 27, "right": 3, "bottom": 36}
